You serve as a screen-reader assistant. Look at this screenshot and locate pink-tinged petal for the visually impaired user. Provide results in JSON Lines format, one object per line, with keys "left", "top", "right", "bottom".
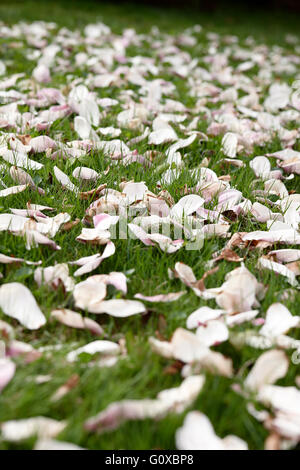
{"left": 34, "top": 264, "right": 74, "bottom": 292}
{"left": 187, "top": 307, "right": 226, "bottom": 328}
{"left": 0, "top": 358, "right": 16, "bottom": 392}
{"left": 30, "top": 136, "right": 56, "bottom": 153}
{"left": 87, "top": 272, "right": 127, "bottom": 294}
{"left": 150, "top": 328, "right": 233, "bottom": 377}
{"left": 24, "top": 231, "right": 61, "bottom": 251}
{"left": 73, "top": 166, "right": 99, "bottom": 181}
{"left": 225, "top": 310, "right": 259, "bottom": 327}
{"left": 0, "top": 253, "right": 40, "bottom": 265}
{"left": 268, "top": 249, "right": 300, "bottom": 263}
{"left": 32, "top": 65, "right": 51, "bottom": 83}
{"left": 215, "top": 265, "right": 264, "bottom": 314}
{"left": 242, "top": 230, "right": 300, "bottom": 245}
{"left": 128, "top": 223, "right": 155, "bottom": 246}
{"left": 51, "top": 309, "right": 103, "bottom": 336}
{"left": 134, "top": 291, "right": 185, "bottom": 302}
{"left": 85, "top": 375, "right": 205, "bottom": 433}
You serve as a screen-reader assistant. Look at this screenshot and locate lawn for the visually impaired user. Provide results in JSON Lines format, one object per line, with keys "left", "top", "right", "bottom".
{"left": 0, "top": 0, "right": 299, "bottom": 450}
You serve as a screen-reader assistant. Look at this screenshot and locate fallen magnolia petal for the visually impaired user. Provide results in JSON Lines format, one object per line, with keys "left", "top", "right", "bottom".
{"left": 0, "top": 282, "right": 46, "bottom": 330}
{"left": 268, "top": 249, "right": 300, "bottom": 263}
{"left": 0, "top": 358, "right": 16, "bottom": 392}
{"left": 72, "top": 166, "right": 99, "bottom": 181}
{"left": 85, "top": 375, "right": 205, "bottom": 433}
{"left": 87, "top": 272, "right": 127, "bottom": 294}
{"left": 10, "top": 166, "right": 36, "bottom": 188}
{"left": 215, "top": 265, "right": 265, "bottom": 314}
{"left": 221, "top": 132, "right": 238, "bottom": 158}
{"left": 257, "top": 385, "right": 300, "bottom": 441}
{"left": 148, "top": 127, "right": 178, "bottom": 145}
{"left": 225, "top": 310, "right": 259, "bottom": 327}
{"left": 134, "top": 292, "right": 185, "bottom": 302}
{"left": 34, "top": 264, "right": 75, "bottom": 292}
{"left": 87, "top": 298, "right": 146, "bottom": 317}
{"left": 250, "top": 202, "right": 283, "bottom": 223}
{"left": 170, "top": 194, "right": 204, "bottom": 219}
{"left": 76, "top": 227, "right": 111, "bottom": 245}
{"left": 176, "top": 411, "right": 248, "bottom": 450}
{"left": 0, "top": 319, "right": 14, "bottom": 339}
{"left": 243, "top": 229, "right": 300, "bottom": 245}
{"left": 165, "top": 134, "right": 196, "bottom": 158}
{"left": 0, "top": 184, "right": 28, "bottom": 197}
{"left": 34, "top": 438, "right": 85, "bottom": 450}
{"left": 95, "top": 140, "right": 130, "bottom": 158}
{"left": 173, "top": 261, "right": 197, "bottom": 286}
{"left": 244, "top": 350, "right": 289, "bottom": 392}
{"left": 212, "top": 248, "right": 244, "bottom": 263}
{"left": 24, "top": 230, "right": 61, "bottom": 251}
{"left": 53, "top": 166, "right": 79, "bottom": 194}
{"left": 1, "top": 417, "right": 66, "bottom": 442}
{"left": 196, "top": 320, "right": 229, "bottom": 347}
{"left": 74, "top": 116, "right": 92, "bottom": 140}
{"left": 73, "top": 279, "right": 107, "bottom": 311}
{"left": 72, "top": 241, "right": 116, "bottom": 276}
{"left": 186, "top": 307, "right": 226, "bottom": 328}
{"left": 30, "top": 136, "right": 56, "bottom": 153}
{"left": 264, "top": 179, "right": 289, "bottom": 199}
{"left": 51, "top": 309, "right": 103, "bottom": 336}
{"left": 0, "top": 148, "right": 43, "bottom": 170}
{"left": 257, "top": 257, "right": 298, "bottom": 287}
{"left": 121, "top": 181, "right": 148, "bottom": 204}
{"left": 6, "top": 339, "right": 38, "bottom": 360}
{"left": 260, "top": 303, "right": 300, "bottom": 338}
{"left": 250, "top": 156, "right": 271, "bottom": 179}
{"left": 0, "top": 253, "right": 41, "bottom": 265}
{"left": 67, "top": 340, "right": 120, "bottom": 362}
{"left": 32, "top": 64, "right": 51, "bottom": 83}
{"left": 149, "top": 328, "right": 233, "bottom": 377}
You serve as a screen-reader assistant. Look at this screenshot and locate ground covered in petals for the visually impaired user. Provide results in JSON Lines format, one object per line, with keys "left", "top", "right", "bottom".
{"left": 0, "top": 0, "right": 300, "bottom": 450}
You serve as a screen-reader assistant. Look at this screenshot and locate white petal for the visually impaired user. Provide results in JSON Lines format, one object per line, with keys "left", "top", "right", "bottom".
{"left": 88, "top": 298, "right": 146, "bottom": 317}
{"left": 0, "top": 283, "right": 46, "bottom": 330}
{"left": 1, "top": 417, "right": 66, "bottom": 442}
{"left": 54, "top": 166, "right": 79, "bottom": 193}
{"left": 67, "top": 340, "right": 120, "bottom": 362}
{"left": 260, "top": 303, "right": 300, "bottom": 337}
{"left": 245, "top": 350, "right": 289, "bottom": 392}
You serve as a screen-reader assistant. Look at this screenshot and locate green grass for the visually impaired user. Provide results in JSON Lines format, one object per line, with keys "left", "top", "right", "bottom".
{"left": 0, "top": 0, "right": 299, "bottom": 450}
